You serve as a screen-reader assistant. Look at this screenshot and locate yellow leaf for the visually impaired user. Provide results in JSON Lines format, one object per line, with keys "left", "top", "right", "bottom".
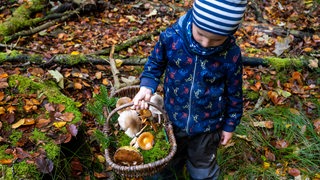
{"left": 96, "top": 154, "right": 105, "bottom": 163}
{"left": 71, "top": 51, "right": 80, "bottom": 55}
{"left": 115, "top": 59, "right": 123, "bottom": 67}
{"left": 263, "top": 162, "right": 270, "bottom": 169}
{"left": 12, "top": 119, "right": 25, "bottom": 129}
{"left": 53, "top": 121, "right": 67, "bottom": 128}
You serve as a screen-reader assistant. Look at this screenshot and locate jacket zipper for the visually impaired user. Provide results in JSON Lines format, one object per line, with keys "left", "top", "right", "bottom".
{"left": 186, "top": 55, "right": 198, "bottom": 134}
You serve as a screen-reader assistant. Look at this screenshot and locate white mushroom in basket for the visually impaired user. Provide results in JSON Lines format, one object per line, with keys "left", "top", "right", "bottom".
{"left": 149, "top": 93, "right": 164, "bottom": 124}
{"left": 117, "top": 110, "right": 142, "bottom": 138}
{"left": 116, "top": 97, "right": 132, "bottom": 114}
{"left": 113, "top": 146, "right": 143, "bottom": 166}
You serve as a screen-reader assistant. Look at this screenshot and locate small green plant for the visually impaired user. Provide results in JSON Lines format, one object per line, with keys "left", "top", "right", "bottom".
{"left": 87, "top": 85, "right": 117, "bottom": 126}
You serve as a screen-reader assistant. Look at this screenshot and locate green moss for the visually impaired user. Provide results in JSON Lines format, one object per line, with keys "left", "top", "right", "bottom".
{"left": 8, "top": 75, "right": 82, "bottom": 123}
{"left": 30, "top": 129, "right": 60, "bottom": 162}
{"left": 0, "top": 145, "right": 13, "bottom": 159}
{"left": 30, "top": 128, "right": 49, "bottom": 142}
{"left": 266, "top": 57, "right": 303, "bottom": 71}
{"left": 243, "top": 90, "right": 259, "bottom": 100}
{"left": 0, "top": 51, "right": 20, "bottom": 63}
{"left": 44, "top": 142, "right": 60, "bottom": 160}
{"left": 141, "top": 128, "right": 171, "bottom": 163}
{"left": 0, "top": 0, "right": 45, "bottom": 38}
{"left": 56, "top": 54, "right": 87, "bottom": 66}
{"left": 3, "top": 160, "right": 41, "bottom": 180}
{"left": 115, "top": 127, "right": 171, "bottom": 164}
{"left": 9, "top": 130, "right": 23, "bottom": 146}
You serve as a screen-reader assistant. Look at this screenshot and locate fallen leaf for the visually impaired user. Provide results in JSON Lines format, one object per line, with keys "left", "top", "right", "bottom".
{"left": 48, "top": 70, "right": 64, "bottom": 88}
{"left": 288, "top": 168, "right": 300, "bottom": 177}
{"left": 12, "top": 119, "right": 26, "bottom": 129}
{"left": 313, "top": 118, "right": 320, "bottom": 134}
{"left": 60, "top": 112, "right": 74, "bottom": 122}
{"left": 53, "top": 121, "right": 67, "bottom": 128}
{"left": 263, "top": 162, "right": 270, "bottom": 169}
{"left": 67, "top": 124, "right": 78, "bottom": 137}
{"left": 265, "top": 150, "right": 276, "bottom": 161}
{"left": 45, "top": 103, "right": 55, "bottom": 112}
{"left": 0, "top": 107, "right": 5, "bottom": 115}
{"left": 275, "top": 139, "right": 289, "bottom": 149}
{"left": 36, "top": 118, "right": 51, "bottom": 128}
{"left": 35, "top": 157, "right": 54, "bottom": 173}
{"left": 0, "top": 159, "right": 13, "bottom": 165}
{"left": 23, "top": 118, "right": 36, "bottom": 125}
{"left": 94, "top": 171, "right": 109, "bottom": 178}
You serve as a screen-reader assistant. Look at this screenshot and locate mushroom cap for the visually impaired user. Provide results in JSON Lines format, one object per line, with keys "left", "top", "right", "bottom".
{"left": 149, "top": 93, "right": 163, "bottom": 115}
{"left": 117, "top": 110, "right": 141, "bottom": 131}
{"left": 137, "top": 132, "right": 154, "bottom": 150}
{"left": 116, "top": 97, "right": 132, "bottom": 114}
{"left": 139, "top": 109, "right": 152, "bottom": 120}
{"left": 113, "top": 146, "right": 143, "bottom": 166}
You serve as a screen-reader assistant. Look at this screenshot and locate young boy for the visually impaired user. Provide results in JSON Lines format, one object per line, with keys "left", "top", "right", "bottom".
{"left": 132, "top": 0, "right": 247, "bottom": 179}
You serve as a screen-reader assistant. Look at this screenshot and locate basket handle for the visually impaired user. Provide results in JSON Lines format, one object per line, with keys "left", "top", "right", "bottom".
{"left": 104, "top": 102, "right": 168, "bottom": 134}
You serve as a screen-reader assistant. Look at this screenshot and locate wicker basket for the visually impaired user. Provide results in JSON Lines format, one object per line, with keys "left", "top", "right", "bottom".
{"left": 104, "top": 86, "right": 177, "bottom": 178}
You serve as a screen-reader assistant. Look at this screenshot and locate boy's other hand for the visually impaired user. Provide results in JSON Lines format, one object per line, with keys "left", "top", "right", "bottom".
{"left": 220, "top": 131, "right": 233, "bottom": 145}
{"left": 132, "top": 87, "right": 152, "bottom": 110}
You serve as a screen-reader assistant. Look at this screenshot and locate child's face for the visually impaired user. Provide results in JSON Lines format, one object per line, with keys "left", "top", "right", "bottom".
{"left": 192, "top": 23, "right": 228, "bottom": 48}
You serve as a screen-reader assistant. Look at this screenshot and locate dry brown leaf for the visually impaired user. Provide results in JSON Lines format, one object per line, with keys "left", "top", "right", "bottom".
{"left": 288, "top": 168, "right": 300, "bottom": 177}
{"left": 313, "top": 118, "right": 320, "bottom": 134}
{"left": 74, "top": 82, "right": 82, "bottom": 90}
{"left": 0, "top": 91, "right": 4, "bottom": 101}
{"left": 60, "top": 112, "right": 75, "bottom": 122}
{"left": 275, "top": 139, "right": 289, "bottom": 149}
{"left": 36, "top": 118, "right": 51, "bottom": 128}
{"left": 253, "top": 121, "right": 274, "bottom": 129}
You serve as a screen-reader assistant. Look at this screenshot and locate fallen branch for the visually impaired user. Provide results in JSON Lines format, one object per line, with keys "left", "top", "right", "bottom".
{"left": 6, "top": 8, "right": 81, "bottom": 42}
{"left": 0, "top": 53, "right": 269, "bottom": 68}
{"left": 108, "top": 45, "right": 121, "bottom": 90}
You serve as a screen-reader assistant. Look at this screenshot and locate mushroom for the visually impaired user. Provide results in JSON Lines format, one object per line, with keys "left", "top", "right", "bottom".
{"left": 113, "top": 146, "right": 143, "bottom": 166}
{"left": 116, "top": 97, "right": 132, "bottom": 114}
{"left": 117, "top": 110, "right": 142, "bottom": 138}
{"left": 136, "top": 132, "right": 154, "bottom": 150}
{"left": 149, "top": 93, "right": 164, "bottom": 124}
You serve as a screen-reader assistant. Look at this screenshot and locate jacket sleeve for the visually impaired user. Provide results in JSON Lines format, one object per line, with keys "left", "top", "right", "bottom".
{"left": 140, "top": 31, "right": 169, "bottom": 92}
{"left": 223, "top": 50, "right": 244, "bottom": 132}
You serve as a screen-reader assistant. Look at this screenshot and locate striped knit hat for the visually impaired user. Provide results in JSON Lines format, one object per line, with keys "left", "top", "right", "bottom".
{"left": 192, "top": 0, "right": 247, "bottom": 36}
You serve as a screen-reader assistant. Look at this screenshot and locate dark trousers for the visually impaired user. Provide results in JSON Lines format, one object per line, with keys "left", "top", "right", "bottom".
{"left": 146, "top": 127, "right": 221, "bottom": 180}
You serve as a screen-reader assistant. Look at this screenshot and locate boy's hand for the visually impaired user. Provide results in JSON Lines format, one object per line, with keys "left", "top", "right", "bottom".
{"left": 220, "top": 131, "right": 233, "bottom": 145}
{"left": 132, "top": 87, "right": 153, "bottom": 110}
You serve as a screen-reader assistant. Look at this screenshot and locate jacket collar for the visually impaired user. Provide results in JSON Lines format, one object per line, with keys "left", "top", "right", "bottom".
{"left": 174, "top": 9, "right": 235, "bottom": 56}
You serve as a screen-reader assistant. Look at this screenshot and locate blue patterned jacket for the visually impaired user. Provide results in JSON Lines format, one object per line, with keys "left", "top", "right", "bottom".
{"left": 140, "top": 10, "right": 243, "bottom": 135}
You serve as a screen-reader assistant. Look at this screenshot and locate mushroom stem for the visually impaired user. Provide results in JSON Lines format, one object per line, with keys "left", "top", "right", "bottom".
{"left": 136, "top": 124, "right": 148, "bottom": 137}
{"left": 158, "top": 114, "right": 161, "bottom": 124}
